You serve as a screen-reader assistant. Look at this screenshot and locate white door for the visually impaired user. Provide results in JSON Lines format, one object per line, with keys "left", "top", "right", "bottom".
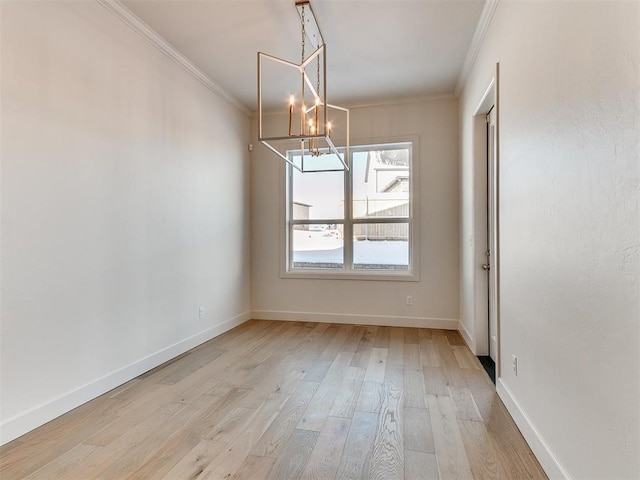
{"left": 486, "top": 108, "right": 498, "bottom": 362}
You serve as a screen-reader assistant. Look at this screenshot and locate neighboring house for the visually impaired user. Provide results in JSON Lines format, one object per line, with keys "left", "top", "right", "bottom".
{"left": 354, "top": 151, "right": 409, "bottom": 240}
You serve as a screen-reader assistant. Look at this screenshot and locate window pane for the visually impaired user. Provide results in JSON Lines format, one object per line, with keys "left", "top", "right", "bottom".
{"left": 353, "top": 223, "right": 409, "bottom": 270}
{"left": 352, "top": 148, "right": 410, "bottom": 219}
{"left": 291, "top": 155, "right": 344, "bottom": 220}
{"left": 292, "top": 223, "right": 344, "bottom": 269}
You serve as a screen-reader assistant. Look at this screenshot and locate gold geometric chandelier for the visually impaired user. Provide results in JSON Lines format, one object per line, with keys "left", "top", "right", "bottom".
{"left": 257, "top": 0, "right": 349, "bottom": 172}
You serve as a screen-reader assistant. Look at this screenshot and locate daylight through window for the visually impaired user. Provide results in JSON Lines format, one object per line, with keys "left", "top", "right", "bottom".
{"left": 286, "top": 142, "right": 417, "bottom": 278}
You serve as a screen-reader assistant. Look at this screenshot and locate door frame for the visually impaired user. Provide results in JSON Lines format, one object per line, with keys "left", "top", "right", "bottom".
{"left": 472, "top": 63, "right": 501, "bottom": 377}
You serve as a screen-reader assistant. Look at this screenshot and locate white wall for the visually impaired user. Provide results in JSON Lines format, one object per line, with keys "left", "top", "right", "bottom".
{"left": 459, "top": 2, "right": 639, "bottom": 478}
{"left": 251, "top": 99, "right": 460, "bottom": 328}
{"left": 0, "top": 1, "right": 251, "bottom": 444}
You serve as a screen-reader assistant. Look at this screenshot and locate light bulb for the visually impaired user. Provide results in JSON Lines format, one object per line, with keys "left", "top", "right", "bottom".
{"left": 288, "top": 95, "right": 295, "bottom": 136}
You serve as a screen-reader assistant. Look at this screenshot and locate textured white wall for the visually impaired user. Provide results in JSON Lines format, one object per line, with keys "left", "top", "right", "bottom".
{"left": 0, "top": 1, "right": 251, "bottom": 443}
{"left": 251, "top": 99, "right": 460, "bottom": 327}
{"left": 459, "top": 2, "right": 639, "bottom": 478}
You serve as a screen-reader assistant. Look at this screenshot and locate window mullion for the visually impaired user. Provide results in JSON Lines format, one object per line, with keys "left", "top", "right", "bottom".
{"left": 287, "top": 163, "right": 293, "bottom": 270}
{"left": 344, "top": 151, "right": 353, "bottom": 272}
{"left": 351, "top": 218, "right": 410, "bottom": 224}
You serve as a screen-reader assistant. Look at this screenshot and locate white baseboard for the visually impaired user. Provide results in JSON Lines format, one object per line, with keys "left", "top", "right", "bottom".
{"left": 0, "top": 311, "right": 251, "bottom": 446}
{"left": 251, "top": 310, "right": 459, "bottom": 330}
{"left": 458, "top": 321, "right": 475, "bottom": 351}
{"left": 497, "top": 379, "right": 570, "bottom": 480}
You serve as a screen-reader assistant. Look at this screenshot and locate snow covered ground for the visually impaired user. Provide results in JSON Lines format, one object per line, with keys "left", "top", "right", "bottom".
{"left": 292, "top": 230, "right": 408, "bottom": 267}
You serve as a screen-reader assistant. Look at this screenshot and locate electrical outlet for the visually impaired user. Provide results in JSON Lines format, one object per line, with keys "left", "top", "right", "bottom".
{"left": 198, "top": 307, "right": 204, "bottom": 319}
{"left": 512, "top": 355, "right": 518, "bottom": 376}
{"left": 406, "top": 295, "right": 413, "bottom": 306}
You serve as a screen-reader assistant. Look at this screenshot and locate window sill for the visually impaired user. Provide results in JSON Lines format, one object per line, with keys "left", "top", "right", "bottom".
{"left": 280, "top": 269, "right": 419, "bottom": 282}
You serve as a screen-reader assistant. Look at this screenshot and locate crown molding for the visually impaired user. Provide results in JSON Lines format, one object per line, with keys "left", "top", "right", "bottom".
{"left": 455, "top": 0, "right": 500, "bottom": 98}
{"left": 96, "top": 0, "right": 251, "bottom": 116}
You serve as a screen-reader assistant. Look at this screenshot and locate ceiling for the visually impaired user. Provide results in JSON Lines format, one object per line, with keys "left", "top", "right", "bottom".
{"left": 122, "top": 0, "right": 486, "bottom": 112}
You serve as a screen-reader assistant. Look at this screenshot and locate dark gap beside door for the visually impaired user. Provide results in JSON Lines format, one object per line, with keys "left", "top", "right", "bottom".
{"left": 478, "top": 355, "right": 495, "bottom": 384}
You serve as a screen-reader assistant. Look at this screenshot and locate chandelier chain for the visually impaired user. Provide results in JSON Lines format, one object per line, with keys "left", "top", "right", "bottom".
{"left": 301, "top": 5, "right": 305, "bottom": 63}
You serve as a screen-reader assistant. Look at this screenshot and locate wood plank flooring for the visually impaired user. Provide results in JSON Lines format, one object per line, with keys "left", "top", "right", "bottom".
{"left": 0, "top": 320, "right": 547, "bottom": 479}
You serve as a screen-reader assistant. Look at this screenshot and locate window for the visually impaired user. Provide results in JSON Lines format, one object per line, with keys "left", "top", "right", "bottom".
{"left": 284, "top": 140, "right": 418, "bottom": 280}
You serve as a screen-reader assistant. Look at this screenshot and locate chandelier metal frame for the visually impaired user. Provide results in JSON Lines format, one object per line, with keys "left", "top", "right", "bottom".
{"left": 257, "top": 0, "right": 350, "bottom": 172}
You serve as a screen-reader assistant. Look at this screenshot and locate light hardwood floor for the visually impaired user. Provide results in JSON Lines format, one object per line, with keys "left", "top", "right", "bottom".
{"left": 0, "top": 320, "right": 547, "bottom": 479}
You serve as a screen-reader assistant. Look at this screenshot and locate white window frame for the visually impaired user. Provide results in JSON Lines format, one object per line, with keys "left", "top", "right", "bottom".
{"left": 280, "top": 136, "right": 420, "bottom": 281}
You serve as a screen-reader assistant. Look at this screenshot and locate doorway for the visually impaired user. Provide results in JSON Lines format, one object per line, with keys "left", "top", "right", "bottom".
{"left": 478, "top": 106, "right": 498, "bottom": 384}
{"left": 472, "top": 65, "right": 499, "bottom": 384}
